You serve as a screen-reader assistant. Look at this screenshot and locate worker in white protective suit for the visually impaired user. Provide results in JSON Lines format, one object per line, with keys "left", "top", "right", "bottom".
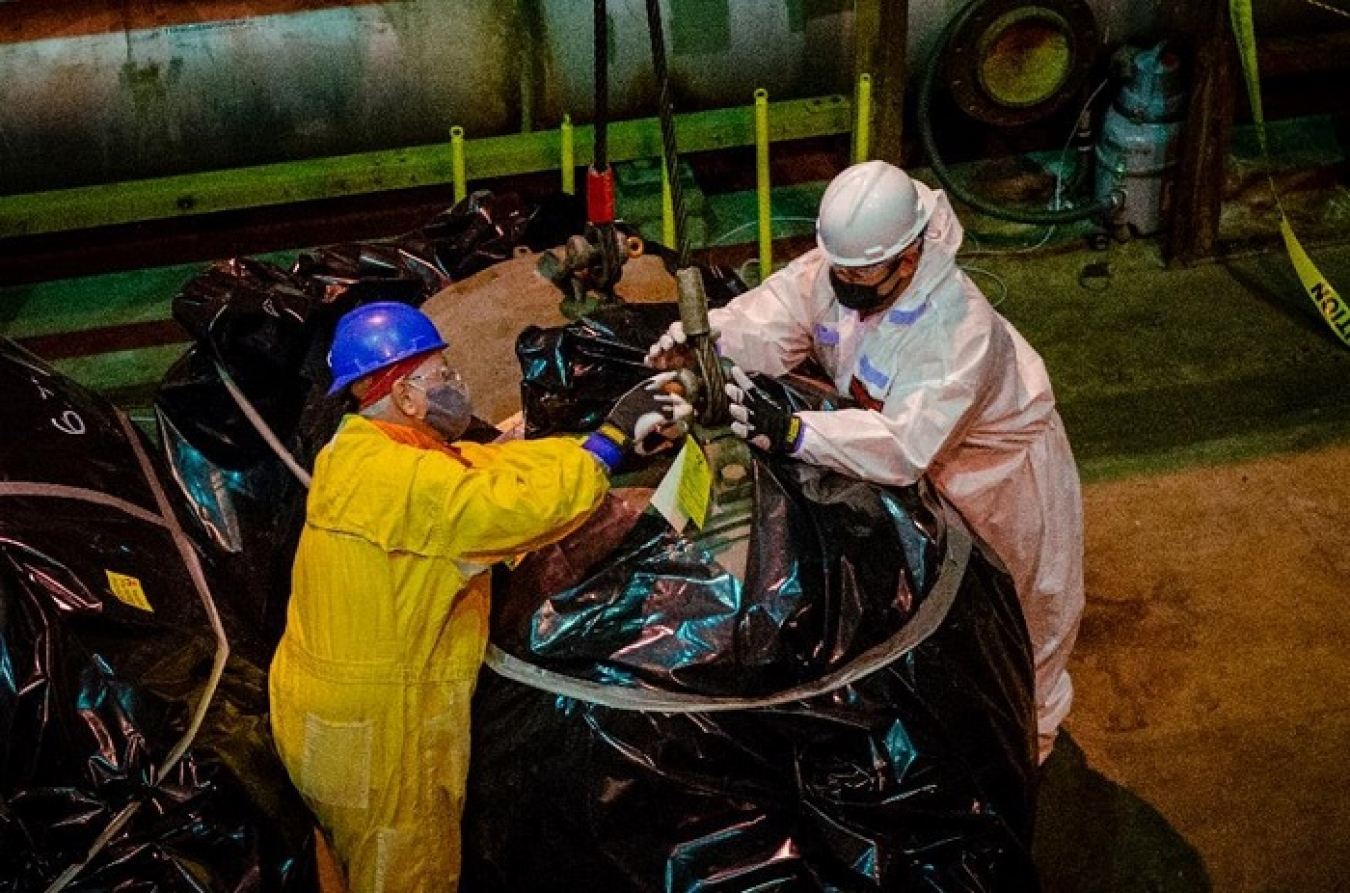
{"left": 270, "top": 301, "right": 691, "bottom": 893}
{"left": 648, "top": 161, "right": 1084, "bottom": 764}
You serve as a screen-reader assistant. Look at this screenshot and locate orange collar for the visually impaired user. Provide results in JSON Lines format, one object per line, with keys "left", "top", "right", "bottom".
{"left": 367, "top": 418, "right": 467, "bottom": 463}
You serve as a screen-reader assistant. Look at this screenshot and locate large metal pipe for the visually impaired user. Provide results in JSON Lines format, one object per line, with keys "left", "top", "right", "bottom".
{"left": 0, "top": 0, "right": 853, "bottom": 195}
{"left": 4, "top": 1, "right": 1317, "bottom": 199}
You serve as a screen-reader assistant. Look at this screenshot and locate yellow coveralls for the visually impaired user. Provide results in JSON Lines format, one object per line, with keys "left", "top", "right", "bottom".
{"left": 269, "top": 415, "right": 608, "bottom": 892}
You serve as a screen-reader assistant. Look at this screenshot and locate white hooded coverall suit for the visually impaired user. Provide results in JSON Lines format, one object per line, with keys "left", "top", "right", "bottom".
{"left": 710, "top": 182, "right": 1084, "bottom": 761}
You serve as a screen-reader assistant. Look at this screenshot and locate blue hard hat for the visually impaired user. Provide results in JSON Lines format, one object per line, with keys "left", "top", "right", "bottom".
{"left": 327, "top": 301, "right": 448, "bottom": 395}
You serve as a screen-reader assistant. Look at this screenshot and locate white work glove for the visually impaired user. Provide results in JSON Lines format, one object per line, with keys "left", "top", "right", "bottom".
{"left": 725, "top": 365, "right": 803, "bottom": 455}
{"left": 644, "top": 320, "right": 689, "bottom": 370}
{"left": 644, "top": 320, "right": 721, "bottom": 371}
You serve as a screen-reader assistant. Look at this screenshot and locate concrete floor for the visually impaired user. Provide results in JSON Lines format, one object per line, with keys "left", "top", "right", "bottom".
{"left": 1038, "top": 443, "right": 1350, "bottom": 892}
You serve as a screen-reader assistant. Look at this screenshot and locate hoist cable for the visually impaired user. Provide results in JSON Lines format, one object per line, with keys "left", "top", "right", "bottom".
{"left": 643, "top": 0, "right": 691, "bottom": 266}
{"left": 593, "top": 0, "right": 609, "bottom": 172}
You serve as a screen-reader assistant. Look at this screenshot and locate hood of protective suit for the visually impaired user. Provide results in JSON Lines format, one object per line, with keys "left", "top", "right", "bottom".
{"left": 883, "top": 181, "right": 961, "bottom": 317}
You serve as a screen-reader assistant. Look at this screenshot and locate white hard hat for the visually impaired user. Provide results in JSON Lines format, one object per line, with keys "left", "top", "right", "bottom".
{"left": 815, "top": 161, "right": 931, "bottom": 267}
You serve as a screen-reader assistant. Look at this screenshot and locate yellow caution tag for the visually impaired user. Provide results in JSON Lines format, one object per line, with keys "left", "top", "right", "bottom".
{"left": 1230, "top": 0, "right": 1350, "bottom": 347}
{"left": 650, "top": 438, "right": 713, "bottom": 532}
{"left": 106, "top": 570, "right": 153, "bottom": 612}
{"left": 676, "top": 439, "right": 713, "bottom": 530}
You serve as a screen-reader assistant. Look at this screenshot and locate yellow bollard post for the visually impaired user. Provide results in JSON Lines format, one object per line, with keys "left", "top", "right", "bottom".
{"left": 661, "top": 152, "right": 675, "bottom": 250}
{"left": 560, "top": 114, "right": 575, "bottom": 195}
{"left": 853, "top": 73, "right": 872, "bottom": 164}
{"left": 450, "top": 126, "right": 467, "bottom": 204}
{"left": 754, "top": 88, "right": 772, "bottom": 283}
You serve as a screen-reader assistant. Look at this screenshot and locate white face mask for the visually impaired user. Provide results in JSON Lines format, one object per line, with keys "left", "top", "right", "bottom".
{"left": 407, "top": 372, "right": 472, "bottom": 441}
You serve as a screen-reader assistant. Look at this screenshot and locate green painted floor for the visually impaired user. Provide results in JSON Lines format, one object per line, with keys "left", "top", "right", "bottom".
{"left": 971, "top": 233, "right": 1350, "bottom": 481}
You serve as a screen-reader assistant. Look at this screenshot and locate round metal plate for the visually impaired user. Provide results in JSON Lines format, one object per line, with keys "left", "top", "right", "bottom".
{"left": 944, "top": 0, "right": 1098, "bottom": 127}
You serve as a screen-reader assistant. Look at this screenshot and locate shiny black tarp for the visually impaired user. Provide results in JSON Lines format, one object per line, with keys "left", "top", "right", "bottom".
{"left": 461, "top": 310, "right": 1042, "bottom": 891}
{"left": 516, "top": 284, "right": 745, "bottom": 441}
{"left": 0, "top": 338, "right": 317, "bottom": 892}
{"left": 157, "top": 189, "right": 574, "bottom": 474}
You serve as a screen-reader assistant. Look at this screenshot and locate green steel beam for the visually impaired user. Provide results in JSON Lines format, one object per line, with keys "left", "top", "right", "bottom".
{"left": 0, "top": 95, "right": 852, "bottom": 239}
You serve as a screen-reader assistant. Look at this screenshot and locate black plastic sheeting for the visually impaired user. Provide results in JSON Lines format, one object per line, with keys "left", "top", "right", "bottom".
{"left": 4, "top": 190, "right": 748, "bottom": 891}
{"left": 0, "top": 338, "right": 318, "bottom": 892}
{"left": 519, "top": 303, "right": 681, "bottom": 440}
{"left": 1, "top": 190, "right": 606, "bottom": 891}
{"left": 461, "top": 309, "right": 1042, "bottom": 891}
{"left": 158, "top": 190, "right": 585, "bottom": 475}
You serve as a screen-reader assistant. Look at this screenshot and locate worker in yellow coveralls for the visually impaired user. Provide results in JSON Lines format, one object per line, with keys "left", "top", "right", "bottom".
{"left": 269, "top": 302, "right": 690, "bottom": 892}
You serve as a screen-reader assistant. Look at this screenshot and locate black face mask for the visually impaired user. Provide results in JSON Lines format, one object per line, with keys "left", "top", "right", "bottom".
{"left": 829, "top": 268, "right": 892, "bottom": 312}
{"left": 829, "top": 249, "right": 918, "bottom": 313}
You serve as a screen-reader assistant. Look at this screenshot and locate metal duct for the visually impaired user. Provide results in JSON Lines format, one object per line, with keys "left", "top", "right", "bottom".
{"left": 0, "top": 0, "right": 852, "bottom": 195}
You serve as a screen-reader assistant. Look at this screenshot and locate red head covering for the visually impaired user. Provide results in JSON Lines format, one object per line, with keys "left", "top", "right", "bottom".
{"left": 355, "top": 350, "right": 436, "bottom": 410}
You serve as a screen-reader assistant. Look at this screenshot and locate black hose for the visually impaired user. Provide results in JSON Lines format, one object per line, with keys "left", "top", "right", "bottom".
{"left": 917, "top": 0, "right": 1117, "bottom": 226}
{"left": 593, "top": 0, "right": 608, "bottom": 172}
{"left": 644, "top": 0, "right": 691, "bottom": 266}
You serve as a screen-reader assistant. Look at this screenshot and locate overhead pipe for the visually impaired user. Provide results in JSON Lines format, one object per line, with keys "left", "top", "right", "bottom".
{"left": 0, "top": 0, "right": 853, "bottom": 196}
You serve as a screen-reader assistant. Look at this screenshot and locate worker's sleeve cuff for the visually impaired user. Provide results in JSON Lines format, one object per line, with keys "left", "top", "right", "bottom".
{"left": 785, "top": 415, "right": 804, "bottom": 455}
{"left": 581, "top": 424, "right": 628, "bottom": 472}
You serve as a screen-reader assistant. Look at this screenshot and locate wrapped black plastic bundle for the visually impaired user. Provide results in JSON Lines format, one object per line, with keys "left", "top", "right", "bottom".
{"left": 158, "top": 255, "right": 330, "bottom": 473}
{"left": 517, "top": 285, "right": 746, "bottom": 441}
{"left": 155, "top": 256, "right": 342, "bottom": 662}
{"left": 461, "top": 309, "right": 1041, "bottom": 892}
{"left": 157, "top": 190, "right": 593, "bottom": 477}
{"left": 0, "top": 337, "right": 318, "bottom": 891}
{"left": 292, "top": 189, "right": 588, "bottom": 299}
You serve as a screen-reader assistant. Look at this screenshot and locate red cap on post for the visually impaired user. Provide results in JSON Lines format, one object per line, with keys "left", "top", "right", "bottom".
{"left": 587, "top": 166, "right": 616, "bottom": 225}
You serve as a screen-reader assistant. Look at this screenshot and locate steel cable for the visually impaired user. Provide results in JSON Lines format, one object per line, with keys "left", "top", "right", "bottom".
{"left": 594, "top": 0, "right": 609, "bottom": 171}
{"left": 643, "top": 0, "right": 691, "bottom": 266}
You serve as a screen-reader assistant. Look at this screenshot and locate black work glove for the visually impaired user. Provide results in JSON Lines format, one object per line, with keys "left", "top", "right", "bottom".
{"left": 583, "top": 372, "right": 694, "bottom": 470}
{"left": 725, "top": 365, "right": 803, "bottom": 455}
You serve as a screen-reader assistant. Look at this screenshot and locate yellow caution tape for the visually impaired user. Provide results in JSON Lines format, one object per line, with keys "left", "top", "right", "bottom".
{"left": 1231, "top": 0, "right": 1349, "bottom": 346}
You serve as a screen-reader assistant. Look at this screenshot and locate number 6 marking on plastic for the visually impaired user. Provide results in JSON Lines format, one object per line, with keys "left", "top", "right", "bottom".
{"left": 52, "top": 410, "right": 85, "bottom": 435}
